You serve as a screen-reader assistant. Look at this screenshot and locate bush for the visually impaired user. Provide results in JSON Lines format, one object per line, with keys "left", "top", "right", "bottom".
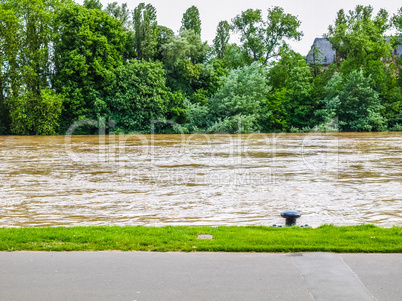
{"left": 317, "top": 71, "right": 386, "bottom": 132}
{"left": 207, "top": 62, "right": 270, "bottom": 133}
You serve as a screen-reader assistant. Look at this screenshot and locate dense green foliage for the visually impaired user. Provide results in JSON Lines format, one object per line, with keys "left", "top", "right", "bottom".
{"left": 213, "top": 21, "right": 230, "bottom": 59}
{"left": 208, "top": 62, "right": 270, "bottom": 133}
{"left": 268, "top": 48, "right": 315, "bottom": 131}
{"left": 99, "top": 60, "right": 184, "bottom": 133}
{"left": 317, "top": 71, "right": 386, "bottom": 132}
{"left": 231, "top": 7, "right": 303, "bottom": 64}
{"left": 0, "top": 1, "right": 402, "bottom": 135}
{"left": 1, "top": 225, "right": 402, "bottom": 253}
{"left": 54, "top": 3, "right": 126, "bottom": 133}
{"left": 180, "top": 5, "right": 201, "bottom": 36}
{"left": 133, "top": 3, "right": 158, "bottom": 61}
{"left": 7, "top": 88, "right": 63, "bottom": 135}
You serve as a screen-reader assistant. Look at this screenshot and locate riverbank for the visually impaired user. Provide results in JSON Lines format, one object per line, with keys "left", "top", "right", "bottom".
{"left": 1, "top": 225, "right": 401, "bottom": 252}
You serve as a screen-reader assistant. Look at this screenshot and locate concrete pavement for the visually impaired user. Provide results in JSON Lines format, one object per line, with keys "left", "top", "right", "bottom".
{"left": 0, "top": 252, "right": 401, "bottom": 301}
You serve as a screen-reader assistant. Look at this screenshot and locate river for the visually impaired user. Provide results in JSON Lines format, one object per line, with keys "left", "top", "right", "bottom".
{"left": 0, "top": 132, "right": 401, "bottom": 227}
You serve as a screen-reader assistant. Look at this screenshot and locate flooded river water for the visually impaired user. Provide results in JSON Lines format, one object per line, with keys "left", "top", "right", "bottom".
{"left": 0, "top": 132, "right": 401, "bottom": 227}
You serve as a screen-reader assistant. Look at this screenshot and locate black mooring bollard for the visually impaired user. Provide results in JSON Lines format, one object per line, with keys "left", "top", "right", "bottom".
{"left": 281, "top": 210, "right": 301, "bottom": 227}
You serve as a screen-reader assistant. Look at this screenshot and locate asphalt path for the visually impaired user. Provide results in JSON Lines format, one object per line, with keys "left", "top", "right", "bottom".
{"left": 0, "top": 252, "right": 401, "bottom": 301}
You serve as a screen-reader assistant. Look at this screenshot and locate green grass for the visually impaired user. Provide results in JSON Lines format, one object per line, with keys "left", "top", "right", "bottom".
{"left": 0, "top": 225, "right": 401, "bottom": 253}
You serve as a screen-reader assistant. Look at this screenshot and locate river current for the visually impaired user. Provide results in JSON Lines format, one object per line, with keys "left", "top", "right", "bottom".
{"left": 0, "top": 132, "right": 401, "bottom": 227}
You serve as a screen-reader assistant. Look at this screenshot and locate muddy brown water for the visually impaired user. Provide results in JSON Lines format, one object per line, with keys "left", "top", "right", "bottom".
{"left": 0, "top": 133, "right": 401, "bottom": 227}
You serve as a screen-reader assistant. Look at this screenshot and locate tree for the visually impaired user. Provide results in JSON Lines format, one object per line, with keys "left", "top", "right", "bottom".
{"left": 195, "top": 59, "right": 228, "bottom": 98}
{"left": 83, "top": 0, "right": 102, "bottom": 10}
{"left": 7, "top": 88, "right": 63, "bottom": 135}
{"left": 154, "top": 25, "right": 174, "bottom": 61}
{"left": 213, "top": 21, "right": 230, "bottom": 59}
{"left": 180, "top": 6, "right": 201, "bottom": 36}
{"left": 286, "top": 59, "right": 314, "bottom": 129}
{"left": 326, "top": 5, "right": 392, "bottom": 80}
{"left": 0, "top": 4, "right": 19, "bottom": 133}
{"left": 0, "top": 0, "right": 67, "bottom": 135}
{"left": 267, "top": 48, "right": 314, "bottom": 131}
{"left": 161, "top": 30, "right": 209, "bottom": 94}
{"left": 100, "top": 60, "right": 183, "bottom": 133}
{"left": 317, "top": 70, "right": 386, "bottom": 132}
{"left": 19, "top": 0, "right": 53, "bottom": 98}
{"left": 54, "top": 3, "right": 126, "bottom": 133}
{"left": 0, "top": 4, "right": 19, "bottom": 97}
{"left": 376, "top": 62, "right": 402, "bottom": 129}
{"left": 105, "top": 2, "right": 135, "bottom": 60}
{"left": 222, "top": 43, "right": 253, "bottom": 69}
{"left": 133, "top": 3, "right": 158, "bottom": 60}
{"left": 263, "top": 6, "right": 303, "bottom": 64}
{"left": 393, "top": 7, "right": 402, "bottom": 36}
{"left": 232, "top": 7, "right": 302, "bottom": 64}
{"left": 180, "top": 29, "right": 209, "bottom": 64}
{"left": 388, "top": 7, "right": 402, "bottom": 129}
{"left": 326, "top": 6, "right": 398, "bottom": 130}
{"left": 157, "top": 25, "right": 174, "bottom": 46}
{"left": 231, "top": 9, "right": 264, "bottom": 62}
{"left": 207, "top": 62, "right": 271, "bottom": 133}
{"left": 0, "top": 102, "right": 9, "bottom": 134}
{"left": 310, "top": 63, "right": 338, "bottom": 112}
{"left": 105, "top": 2, "right": 131, "bottom": 30}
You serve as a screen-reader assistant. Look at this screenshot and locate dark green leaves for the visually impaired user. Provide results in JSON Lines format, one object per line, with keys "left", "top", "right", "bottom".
{"left": 102, "top": 60, "right": 173, "bottom": 133}
{"left": 133, "top": 3, "right": 158, "bottom": 61}
{"left": 213, "top": 21, "right": 230, "bottom": 59}
{"left": 180, "top": 6, "right": 201, "bottom": 36}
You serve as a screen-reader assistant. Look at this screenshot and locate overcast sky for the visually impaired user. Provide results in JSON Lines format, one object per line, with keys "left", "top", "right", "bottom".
{"left": 78, "top": 0, "right": 401, "bottom": 55}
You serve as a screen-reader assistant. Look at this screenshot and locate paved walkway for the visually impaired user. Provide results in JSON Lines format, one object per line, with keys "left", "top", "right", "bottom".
{"left": 0, "top": 252, "right": 401, "bottom": 301}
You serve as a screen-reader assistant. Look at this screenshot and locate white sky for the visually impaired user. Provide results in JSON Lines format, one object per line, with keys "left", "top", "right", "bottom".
{"left": 78, "top": 0, "right": 401, "bottom": 55}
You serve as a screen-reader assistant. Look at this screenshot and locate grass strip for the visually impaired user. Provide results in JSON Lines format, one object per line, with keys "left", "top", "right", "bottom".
{"left": 0, "top": 224, "right": 401, "bottom": 253}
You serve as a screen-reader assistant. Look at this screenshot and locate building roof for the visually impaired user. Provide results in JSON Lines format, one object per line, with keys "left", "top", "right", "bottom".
{"left": 397, "top": 44, "right": 402, "bottom": 58}
{"left": 306, "top": 37, "right": 402, "bottom": 66}
{"left": 306, "top": 38, "right": 336, "bottom": 65}
{"left": 385, "top": 37, "right": 402, "bottom": 58}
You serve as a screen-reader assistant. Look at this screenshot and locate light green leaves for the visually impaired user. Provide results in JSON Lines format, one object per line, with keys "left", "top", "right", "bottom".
{"left": 208, "top": 62, "right": 270, "bottom": 133}
{"left": 232, "top": 7, "right": 302, "bottom": 64}
{"left": 7, "top": 88, "right": 63, "bottom": 135}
